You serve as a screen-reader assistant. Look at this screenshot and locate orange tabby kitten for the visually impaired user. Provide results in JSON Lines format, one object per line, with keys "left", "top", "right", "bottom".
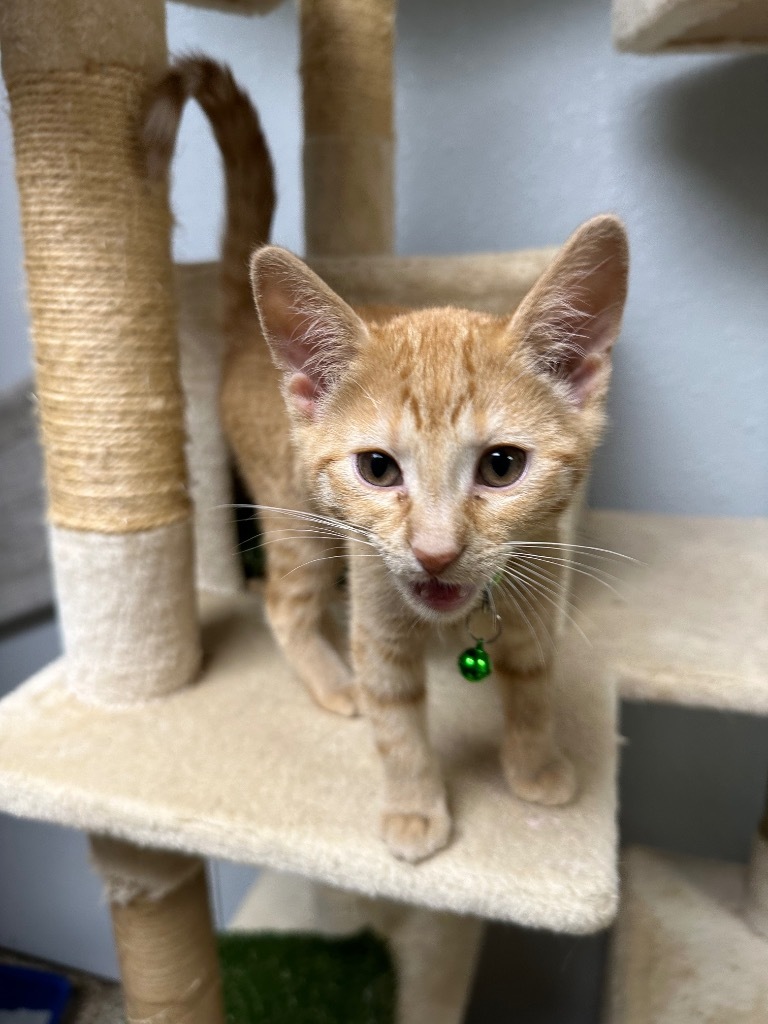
{"left": 145, "top": 57, "right": 628, "bottom": 863}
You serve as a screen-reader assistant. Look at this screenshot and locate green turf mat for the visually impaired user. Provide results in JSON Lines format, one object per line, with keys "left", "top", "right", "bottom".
{"left": 218, "top": 931, "right": 396, "bottom": 1024}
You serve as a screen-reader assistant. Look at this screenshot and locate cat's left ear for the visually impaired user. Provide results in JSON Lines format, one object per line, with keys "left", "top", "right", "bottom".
{"left": 250, "top": 246, "right": 369, "bottom": 419}
{"left": 510, "top": 215, "right": 629, "bottom": 407}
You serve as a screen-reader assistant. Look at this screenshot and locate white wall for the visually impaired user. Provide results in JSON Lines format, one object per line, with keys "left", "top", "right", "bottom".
{"left": 1, "top": 0, "right": 767, "bottom": 1006}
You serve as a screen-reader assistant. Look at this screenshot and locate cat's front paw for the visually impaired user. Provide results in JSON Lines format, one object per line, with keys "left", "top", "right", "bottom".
{"left": 305, "top": 665, "right": 359, "bottom": 716}
{"left": 502, "top": 750, "right": 577, "bottom": 807}
{"left": 312, "top": 683, "right": 359, "bottom": 717}
{"left": 381, "top": 800, "right": 452, "bottom": 863}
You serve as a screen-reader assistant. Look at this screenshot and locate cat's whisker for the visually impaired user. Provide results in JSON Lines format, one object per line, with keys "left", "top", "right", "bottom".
{"left": 513, "top": 552, "right": 625, "bottom": 588}
{"left": 234, "top": 529, "right": 376, "bottom": 557}
{"left": 257, "top": 511, "right": 371, "bottom": 540}
{"left": 492, "top": 576, "right": 540, "bottom": 656}
{"left": 255, "top": 539, "right": 348, "bottom": 554}
{"left": 501, "top": 542, "right": 634, "bottom": 592}
{"left": 269, "top": 538, "right": 380, "bottom": 559}
{"left": 254, "top": 528, "right": 377, "bottom": 549}
{"left": 233, "top": 529, "right": 343, "bottom": 553}
{"left": 217, "top": 502, "right": 373, "bottom": 541}
{"left": 498, "top": 565, "right": 565, "bottom": 627}
{"left": 512, "top": 554, "right": 625, "bottom": 598}
{"left": 494, "top": 575, "right": 550, "bottom": 664}
{"left": 503, "top": 558, "right": 583, "bottom": 614}
{"left": 496, "top": 572, "right": 556, "bottom": 654}
{"left": 277, "top": 551, "right": 378, "bottom": 580}
{"left": 504, "top": 540, "right": 637, "bottom": 564}
{"left": 501, "top": 563, "right": 592, "bottom": 647}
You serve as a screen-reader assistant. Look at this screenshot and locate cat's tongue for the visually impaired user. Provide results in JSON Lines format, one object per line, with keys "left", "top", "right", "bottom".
{"left": 412, "top": 578, "right": 471, "bottom": 612}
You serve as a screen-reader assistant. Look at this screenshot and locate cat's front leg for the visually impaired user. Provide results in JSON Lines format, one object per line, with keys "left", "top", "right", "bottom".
{"left": 358, "top": 641, "right": 451, "bottom": 863}
{"left": 350, "top": 564, "right": 450, "bottom": 863}
{"left": 494, "top": 624, "right": 576, "bottom": 807}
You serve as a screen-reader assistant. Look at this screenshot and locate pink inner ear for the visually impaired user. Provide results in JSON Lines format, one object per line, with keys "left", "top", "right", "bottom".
{"left": 516, "top": 217, "right": 628, "bottom": 409}
{"left": 257, "top": 279, "right": 312, "bottom": 373}
{"left": 253, "top": 247, "right": 365, "bottom": 415}
{"left": 286, "top": 371, "right": 320, "bottom": 419}
{"left": 559, "top": 308, "right": 617, "bottom": 404}
{"left": 567, "top": 353, "right": 604, "bottom": 404}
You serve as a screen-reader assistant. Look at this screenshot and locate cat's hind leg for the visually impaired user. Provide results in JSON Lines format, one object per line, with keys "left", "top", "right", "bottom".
{"left": 258, "top": 507, "right": 358, "bottom": 717}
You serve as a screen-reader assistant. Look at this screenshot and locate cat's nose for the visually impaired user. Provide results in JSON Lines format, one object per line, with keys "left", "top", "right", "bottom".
{"left": 412, "top": 545, "right": 463, "bottom": 577}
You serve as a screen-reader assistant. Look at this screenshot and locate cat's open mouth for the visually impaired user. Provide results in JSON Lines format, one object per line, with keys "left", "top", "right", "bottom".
{"left": 410, "top": 579, "right": 475, "bottom": 613}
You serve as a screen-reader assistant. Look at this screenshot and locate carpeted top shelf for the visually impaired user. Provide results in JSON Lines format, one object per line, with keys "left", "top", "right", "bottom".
{"left": 613, "top": 0, "right": 768, "bottom": 52}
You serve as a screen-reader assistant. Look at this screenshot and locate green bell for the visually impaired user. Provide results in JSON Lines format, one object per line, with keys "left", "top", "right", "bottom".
{"left": 458, "top": 641, "right": 492, "bottom": 682}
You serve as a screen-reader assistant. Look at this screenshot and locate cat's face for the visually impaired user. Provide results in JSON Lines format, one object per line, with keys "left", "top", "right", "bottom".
{"left": 294, "top": 308, "right": 598, "bottom": 620}
{"left": 252, "top": 216, "right": 628, "bottom": 622}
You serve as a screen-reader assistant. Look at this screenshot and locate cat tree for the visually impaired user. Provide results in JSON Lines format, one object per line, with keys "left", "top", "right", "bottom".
{"left": 0, "top": 0, "right": 764, "bottom": 1021}
{"left": 0, "top": 2, "right": 610, "bottom": 1020}
{"left": 605, "top": 6, "right": 768, "bottom": 1021}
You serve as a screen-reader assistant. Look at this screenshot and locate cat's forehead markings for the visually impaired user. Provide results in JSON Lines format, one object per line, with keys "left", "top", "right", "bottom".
{"left": 400, "top": 384, "right": 423, "bottom": 432}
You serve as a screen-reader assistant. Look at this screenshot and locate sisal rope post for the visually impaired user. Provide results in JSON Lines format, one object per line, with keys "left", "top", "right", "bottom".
{"left": 300, "top": 0, "right": 396, "bottom": 256}
{"left": 91, "top": 838, "right": 224, "bottom": 1024}
{"left": 0, "top": 0, "right": 201, "bottom": 704}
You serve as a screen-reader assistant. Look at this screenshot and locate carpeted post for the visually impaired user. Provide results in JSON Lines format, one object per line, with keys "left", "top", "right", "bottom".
{"left": 0, "top": 3, "right": 223, "bottom": 1021}
{"left": 300, "top": 0, "right": 396, "bottom": 256}
{"left": 91, "top": 838, "right": 224, "bottom": 1024}
{"left": 0, "top": 0, "right": 200, "bottom": 704}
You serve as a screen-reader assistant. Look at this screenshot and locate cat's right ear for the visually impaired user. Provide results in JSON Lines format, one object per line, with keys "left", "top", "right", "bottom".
{"left": 250, "top": 246, "right": 368, "bottom": 419}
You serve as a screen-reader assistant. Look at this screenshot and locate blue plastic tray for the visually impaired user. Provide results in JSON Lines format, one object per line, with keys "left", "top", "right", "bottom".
{"left": 0, "top": 963, "right": 72, "bottom": 1024}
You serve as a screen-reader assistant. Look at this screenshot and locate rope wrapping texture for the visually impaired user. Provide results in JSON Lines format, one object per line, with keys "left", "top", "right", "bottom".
{"left": 8, "top": 67, "right": 190, "bottom": 532}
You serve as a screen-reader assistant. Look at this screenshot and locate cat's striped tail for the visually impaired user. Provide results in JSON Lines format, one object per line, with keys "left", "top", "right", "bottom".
{"left": 142, "top": 54, "right": 276, "bottom": 333}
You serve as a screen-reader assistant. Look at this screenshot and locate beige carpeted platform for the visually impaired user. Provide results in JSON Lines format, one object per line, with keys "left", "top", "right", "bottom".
{"left": 613, "top": 0, "right": 768, "bottom": 52}
{"left": 579, "top": 511, "right": 768, "bottom": 715}
{"left": 604, "top": 846, "right": 768, "bottom": 1023}
{"left": 0, "top": 510, "right": 762, "bottom": 932}
{"left": 0, "top": 589, "right": 618, "bottom": 934}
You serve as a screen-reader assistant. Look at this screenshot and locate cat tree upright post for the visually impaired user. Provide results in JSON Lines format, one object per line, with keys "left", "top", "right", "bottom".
{"left": 0, "top": 0, "right": 223, "bottom": 1020}
{"left": 301, "top": 0, "right": 394, "bottom": 256}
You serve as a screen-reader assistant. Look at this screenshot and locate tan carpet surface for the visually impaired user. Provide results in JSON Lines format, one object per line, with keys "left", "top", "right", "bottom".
{"left": 604, "top": 847, "right": 768, "bottom": 1023}
{"left": 0, "top": 590, "right": 617, "bottom": 934}
{"left": 580, "top": 511, "right": 767, "bottom": 714}
{"left": 0, "top": 511, "right": 760, "bottom": 928}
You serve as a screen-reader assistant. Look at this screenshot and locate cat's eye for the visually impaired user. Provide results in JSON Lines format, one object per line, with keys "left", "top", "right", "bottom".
{"left": 477, "top": 446, "right": 528, "bottom": 488}
{"left": 357, "top": 451, "right": 402, "bottom": 487}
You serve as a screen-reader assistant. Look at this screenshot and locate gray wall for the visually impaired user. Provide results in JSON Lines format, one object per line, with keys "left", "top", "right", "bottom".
{"left": 1, "top": 0, "right": 766, "bottom": 1015}
{"left": 163, "top": 0, "right": 768, "bottom": 517}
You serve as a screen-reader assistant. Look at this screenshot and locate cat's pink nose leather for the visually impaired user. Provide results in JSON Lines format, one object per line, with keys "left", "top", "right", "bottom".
{"left": 412, "top": 546, "right": 462, "bottom": 576}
